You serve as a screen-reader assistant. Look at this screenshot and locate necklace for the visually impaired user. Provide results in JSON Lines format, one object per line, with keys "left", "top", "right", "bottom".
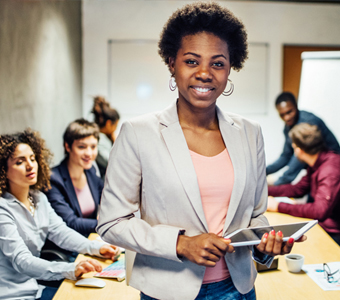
{"left": 28, "top": 195, "right": 35, "bottom": 216}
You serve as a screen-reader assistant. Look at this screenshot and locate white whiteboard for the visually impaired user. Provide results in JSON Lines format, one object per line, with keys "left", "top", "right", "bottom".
{"left": 108, "top": 40, "right": 269, "bottom": 121}
{"left": 298, "top": 51, "right": 340, "bottom": 142}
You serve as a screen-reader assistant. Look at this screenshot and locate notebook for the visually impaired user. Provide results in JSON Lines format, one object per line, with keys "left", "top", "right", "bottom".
{"left": 94, "top": 256, "right": 126, "bottom": 282}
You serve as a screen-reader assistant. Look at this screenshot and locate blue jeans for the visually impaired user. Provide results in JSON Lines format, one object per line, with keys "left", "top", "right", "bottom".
{"left": 38, "top": 286, "right": 58, "bottom": 300}
{"left": 140, "top": 277, "right": 256, "bottom": 300}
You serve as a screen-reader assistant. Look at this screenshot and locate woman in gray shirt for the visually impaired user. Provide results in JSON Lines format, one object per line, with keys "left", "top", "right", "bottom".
{"left": 0, "top": 129, "right": 120, "bottom": 300}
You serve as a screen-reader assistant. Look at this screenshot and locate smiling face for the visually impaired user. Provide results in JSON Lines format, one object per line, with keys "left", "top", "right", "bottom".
{"left": 65, "top": 135, "right": 98, "bottom": 170}
{"left": 7, "top": 143, "right": 38, "bottom": 191}
{"left": 169, "top": 32, "right": 231, "bottom": 111}
{"left": 276, "top": 101, "right": 298, "bottom": 127}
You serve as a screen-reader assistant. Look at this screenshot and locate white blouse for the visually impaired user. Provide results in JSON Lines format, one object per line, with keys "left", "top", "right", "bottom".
{"left": 0, "top": 191, "right": 104, "bottom": 300}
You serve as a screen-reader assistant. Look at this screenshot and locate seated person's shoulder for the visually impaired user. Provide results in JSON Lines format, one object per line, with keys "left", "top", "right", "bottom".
{"left": 319, "top": 152, "right": 340, "bottom": 174}
{"left": 87, "top": 165, "right": 103, "bottom": 182}
{"left": 327, "top": 152, "right": 340, "bottom": 163}
{"left": 299, "top": 110, "right": 324, "bottom": 125}
{"left": 49, "top": 164, "right": 64, "bottom": 184}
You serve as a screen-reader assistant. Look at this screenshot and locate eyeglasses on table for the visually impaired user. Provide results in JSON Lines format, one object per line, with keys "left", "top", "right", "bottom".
{"left": 323, "top": 263, "right": 340, "bottom": 283}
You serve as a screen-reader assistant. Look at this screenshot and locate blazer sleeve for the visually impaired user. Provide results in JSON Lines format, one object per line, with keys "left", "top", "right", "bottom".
{"left": 97, "top": 121, "right": 184, "bottom": 262}
{"left": 250, "top": 125, "right": 274, "bottom": 266}
{"left": 45, "top": 171, "right": 97, "bottom": 236}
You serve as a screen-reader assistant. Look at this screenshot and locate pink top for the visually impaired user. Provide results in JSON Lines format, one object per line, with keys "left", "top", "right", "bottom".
{"left": 74, "top": 182, "right": 96, "bottom": 218}
{"left": 190, "top": 148, "right": 234, "bottom": 284}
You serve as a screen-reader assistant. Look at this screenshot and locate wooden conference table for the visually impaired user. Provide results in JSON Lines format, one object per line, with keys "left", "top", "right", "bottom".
{"left": 53, "top": 212, "right": 340, "bottom": 300}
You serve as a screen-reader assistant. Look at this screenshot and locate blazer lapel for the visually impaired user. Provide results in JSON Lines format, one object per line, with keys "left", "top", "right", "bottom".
{"left": 59, "top": 159, "right": 83, "bottom": 217}
{"left": 86, "top": 168, "right": 100, "bottom": 209}
{"left": 216, "top": 108, "right": 247, "bottom": 235}
{"left": 159, "top": 103, "right": 209, "bottom": 232}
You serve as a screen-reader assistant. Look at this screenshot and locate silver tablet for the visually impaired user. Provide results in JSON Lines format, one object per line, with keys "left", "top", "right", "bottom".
{"left": 224, "top": 220, "right": 318, "bottom": 247}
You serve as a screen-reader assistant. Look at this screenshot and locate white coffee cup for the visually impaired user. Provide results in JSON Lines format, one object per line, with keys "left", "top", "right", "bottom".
{"left": 285, "top": 254, "right": 305, "bottom": 273}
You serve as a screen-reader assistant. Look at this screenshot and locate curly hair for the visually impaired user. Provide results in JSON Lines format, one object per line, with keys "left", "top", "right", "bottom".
{"left": 91, "top": 96, "right": 120, "bottom": 129}
{"left": 158, "top": 1, "right": 248, "bottom": 71}
{"left": 0, "top": 129, "right": 52, "bottom": 197}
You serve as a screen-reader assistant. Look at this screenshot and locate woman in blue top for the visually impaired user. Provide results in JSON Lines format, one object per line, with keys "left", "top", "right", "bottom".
{"left": 0, "top": 129, "right": 120, "bottom": 300}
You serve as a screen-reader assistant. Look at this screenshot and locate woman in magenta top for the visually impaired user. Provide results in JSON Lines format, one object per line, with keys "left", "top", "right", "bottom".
{"left": 97, "top": 3, "right": 302, "bottom": 300}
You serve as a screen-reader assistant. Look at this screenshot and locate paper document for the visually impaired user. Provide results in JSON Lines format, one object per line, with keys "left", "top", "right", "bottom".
{"left": 95, "top": 256, "right": 126, "bottom": 282}
{"left": 302, "top": 262, "right": 340, "bottom": 291}
{"left": 275, "top": 197, "right": 295, "bottom": 204}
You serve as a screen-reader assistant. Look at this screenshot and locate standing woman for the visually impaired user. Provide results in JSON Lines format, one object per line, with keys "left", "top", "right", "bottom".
{"left": 92, "top": 96, "right": 120, "bottom": 180}
{"left": 97, "top": 2, "right": 300, "bottom": 300}
{"left": 45, "top": 119, "right": 102, "bottom": 236}
{"left": 0, "top": 130, "right": 119, "bottom": 300}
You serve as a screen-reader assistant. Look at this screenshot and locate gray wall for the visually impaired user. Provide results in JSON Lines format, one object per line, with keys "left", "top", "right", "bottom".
{"left": 0, "top": 0, "right": 82, "bottom": 164}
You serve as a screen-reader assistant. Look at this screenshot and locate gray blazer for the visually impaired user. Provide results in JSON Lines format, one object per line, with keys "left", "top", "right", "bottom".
{"left": 97, "top": 102, "right": 271, "bottom": 300}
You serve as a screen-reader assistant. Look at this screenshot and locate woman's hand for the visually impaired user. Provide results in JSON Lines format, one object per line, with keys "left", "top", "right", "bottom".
{"left": 256, "top": 230, "right": 307, "bottom": 256}
{"left": 176, "top": 233, "right": 234, "bottom": 267}
{"left": 99, "top": 244, "right": 121, "bottom": 261}
{"left": 75, "top": 259, "right": 102, "bottom": 278}
{"left": 267, "top": 196, "right": 279, "bottom": 212}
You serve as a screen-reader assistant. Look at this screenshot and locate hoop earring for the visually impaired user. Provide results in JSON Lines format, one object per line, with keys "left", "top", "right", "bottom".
{"left": 222, "top": 79, "right": 234, "bottom": 96}
{"left": 169, "top": 76, "right": 177, "bottom": 91}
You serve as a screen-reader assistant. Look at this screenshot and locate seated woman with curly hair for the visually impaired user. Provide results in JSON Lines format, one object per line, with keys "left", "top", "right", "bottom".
{"left": 0, "top": 129, "right": 120, "bottom": 300}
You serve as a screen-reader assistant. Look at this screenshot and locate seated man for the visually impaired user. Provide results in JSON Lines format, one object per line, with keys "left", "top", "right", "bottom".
{"left": 266, "top": 92, "right": 340, "bottom": 185}
{"left": 267, "top": 123, "right": 340, "bottom": 245}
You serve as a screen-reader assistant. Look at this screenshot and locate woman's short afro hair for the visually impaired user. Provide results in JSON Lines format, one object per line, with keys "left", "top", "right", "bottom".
{"left": 158, "top": 1, "right": 248, "bottom": 71}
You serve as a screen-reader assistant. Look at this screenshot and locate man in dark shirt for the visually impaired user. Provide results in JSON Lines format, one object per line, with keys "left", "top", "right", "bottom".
{"left": 267, "top": 123, "right": 340, "bottom": 245}
{"left": 266, "top": 92, "right": 340, "bottom": 185}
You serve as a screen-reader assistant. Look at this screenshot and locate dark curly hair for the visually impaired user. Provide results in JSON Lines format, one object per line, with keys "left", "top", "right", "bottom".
{"left": 0, "top": 129, "right": 52, "bottom": 197}
{"left": 91, "top": 96, "right": 120, "bottom": 129}
{"left": 158, "top": 1, "right": 248, "bottom": 71}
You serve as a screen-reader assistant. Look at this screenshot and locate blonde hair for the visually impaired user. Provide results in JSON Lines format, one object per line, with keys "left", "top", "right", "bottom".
{"left": 289, "top": 123, "right": 324, "bottom": 155}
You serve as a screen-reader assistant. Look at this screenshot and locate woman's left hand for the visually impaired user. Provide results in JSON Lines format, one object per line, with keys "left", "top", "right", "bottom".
{"left": 99, "top": 244, "right": 121, "bottom": 261}
{"left": 256, "top": 230, "right": 307, "bottom": 256}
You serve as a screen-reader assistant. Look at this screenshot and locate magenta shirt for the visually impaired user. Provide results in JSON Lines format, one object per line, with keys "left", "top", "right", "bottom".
{"left": 268, "top": 151, "right": 340, "bottom": 234}
{"left": 190, "top": 148, "right": 234, "bottom": 284}
{"left": 75, "top": 182, "right": 96, "bottom": 218}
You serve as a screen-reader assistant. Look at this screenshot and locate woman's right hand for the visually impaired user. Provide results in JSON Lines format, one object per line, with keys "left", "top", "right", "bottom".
{"left": 74, "top": 259, "right": 103, "bottom": 278}
{"left": 176, "top": 233, "right": 234, "bottom": 267}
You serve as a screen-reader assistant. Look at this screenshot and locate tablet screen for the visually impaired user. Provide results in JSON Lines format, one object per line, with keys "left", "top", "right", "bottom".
{"left": 228, "top": 222, "right": 310, "bottom": 244}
